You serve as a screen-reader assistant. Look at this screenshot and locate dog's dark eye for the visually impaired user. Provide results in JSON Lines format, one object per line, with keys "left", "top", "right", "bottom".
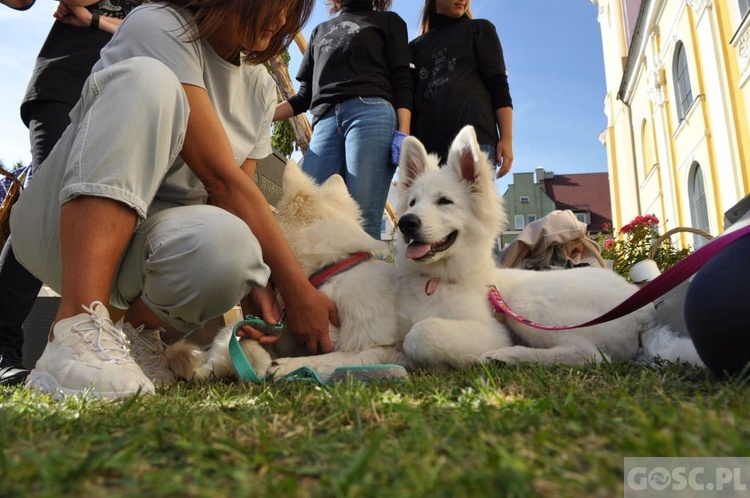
{"left": 409, "top": 199, "right": 416, "bottom": 207}
{"left": 437, "top": 197, "right": 453, "bottom": 205}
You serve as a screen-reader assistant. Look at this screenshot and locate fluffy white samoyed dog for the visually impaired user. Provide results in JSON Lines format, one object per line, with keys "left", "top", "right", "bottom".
{"left": 395, "top": 126, "right": 700, "bottom": 369}
{"left": 167, "top": 160, "right": 408, "bottom": 381}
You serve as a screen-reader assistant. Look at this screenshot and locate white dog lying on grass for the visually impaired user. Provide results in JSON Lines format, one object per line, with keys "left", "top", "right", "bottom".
{"left": 166, "top": 161, "right": 408, "bottom": 381}
{"left": 394, "top": 126, "right": 702, "bottom": 369}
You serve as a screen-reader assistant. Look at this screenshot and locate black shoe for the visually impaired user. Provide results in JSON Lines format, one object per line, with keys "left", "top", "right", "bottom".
{"left": 0, "top": 351, "right": 30, "bottom": 386}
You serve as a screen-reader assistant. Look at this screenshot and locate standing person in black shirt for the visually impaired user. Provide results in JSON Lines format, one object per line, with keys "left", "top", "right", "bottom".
{"left": 410, "top": 0, "right": 514, "bottom": 178}
{"left": 22, "top": 0, "right": 141, "bottom": 183}
{"left": 0, "top": 0, "right": 140, "bottom": 385}
{"left": 274, "top": 0, "right": 412, "bottom": 239}
{"left": 0, "top": 0, "right": 35, "bottom": 386}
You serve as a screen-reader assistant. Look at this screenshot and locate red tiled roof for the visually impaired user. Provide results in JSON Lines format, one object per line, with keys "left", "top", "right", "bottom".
{"left": 541, "top": 173, "right": 612, "bottom": 231}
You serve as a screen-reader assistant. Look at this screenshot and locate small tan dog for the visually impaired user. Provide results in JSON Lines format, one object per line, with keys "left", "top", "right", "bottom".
{"left": 166, "top": 160, "right": 408, "bottom": 381}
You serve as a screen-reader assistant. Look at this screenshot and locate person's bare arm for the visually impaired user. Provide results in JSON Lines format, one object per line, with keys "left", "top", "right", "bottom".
{"left": 54, "top": 2, "right": 122, "bottom": 34}
{"left": 239, "top": 158, "right": 258, "bottom": 180}
{"left": 397, "top": 107, "right": 411, "bottom": 135}
{"left": 62, "top": 0, "right": 102, "bottom": 6}
{"left": 495, "top": 106, "right": 513, "bottom": 178}
{"left": 273, "top": 101, "right": 295, "bottom": 122}
{"left": 180, "top": 83, "right": 337, "bottom": 354}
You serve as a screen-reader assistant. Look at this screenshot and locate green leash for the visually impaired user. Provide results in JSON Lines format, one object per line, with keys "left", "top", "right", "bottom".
{"left": 229, "top": 315, "right": 282, "bottom": 383}
{"left": 228, "top": 315, "right": 408, "bottom": 384}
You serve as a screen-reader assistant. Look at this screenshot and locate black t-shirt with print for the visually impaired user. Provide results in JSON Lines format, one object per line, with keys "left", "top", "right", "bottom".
{"left": 288, "top": 4, "right": 412, "bottom": 125}
{"left": 20, "top": 0, "right": 141, "bottom": 126}
{"left": 410, "top": 14, "right": 512, "bottom": 163}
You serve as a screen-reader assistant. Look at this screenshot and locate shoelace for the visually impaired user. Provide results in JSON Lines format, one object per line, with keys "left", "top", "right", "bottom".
{"left": 74, "top": 302, "right": 132, "bottom": 364}
{"left": 124, "top": 325, "right": 168, "bottom": 371}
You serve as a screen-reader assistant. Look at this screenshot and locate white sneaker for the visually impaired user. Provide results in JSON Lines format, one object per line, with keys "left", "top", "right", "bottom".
{"left": 120, "top": 321, "right": 176, "bottom": 386}
{"left": 26, "top": 302, "right": 155, "bottom": 399}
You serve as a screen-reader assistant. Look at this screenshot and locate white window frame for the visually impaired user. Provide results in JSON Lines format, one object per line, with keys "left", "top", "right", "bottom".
{"left": 740, "top": 0, "right": 750, "bottom": 18}
{"left": 689, "top": 163, "right": 710, "bottom": 248}
{"left": 574, "top": 212, "right": 591, "bottom": 225}
{"left": 673, "top": 42, "right": 693, "bottom": 122}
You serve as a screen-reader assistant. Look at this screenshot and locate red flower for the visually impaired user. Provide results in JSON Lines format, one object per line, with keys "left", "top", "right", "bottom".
{"left": 604, "top": 238, "right": 615, "bottom": 249}
{"left": 622, "top": 214, "right": 660, "bottom": 232}
{"left": 646, "top": 214, "right": 660, "bottom": 225}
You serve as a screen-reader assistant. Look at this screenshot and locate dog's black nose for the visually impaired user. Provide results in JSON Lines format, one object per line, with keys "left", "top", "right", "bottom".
{"left": 398, "top": 213, "right": 421, "bottom": 237}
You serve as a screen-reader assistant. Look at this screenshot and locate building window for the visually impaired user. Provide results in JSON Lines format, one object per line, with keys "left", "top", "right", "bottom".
{"left": 741, "top": 0, "right": 750, "bottom": 18}
{"left": 574, "top": 212, "right": 591, "bottom": 225}
{"left": 514, "top": 214, "right": 525, "bottom": 230}
{"left": 519, "top": 195, "right": 530, "bottom": 203}
{"left": 641, "top": 119, "right": 656, "bottom": 176}
{"left": 673, "top": 42, "right": 693, "bottom": 121}
{"left": 689, "top": 163, "right": 710, "bottom": 248}
{"left": 528, "top": 214, "right": 537, "bottom": 224}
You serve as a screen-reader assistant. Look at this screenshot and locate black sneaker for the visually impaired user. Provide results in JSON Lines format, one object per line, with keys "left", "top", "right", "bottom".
{"left": 0, "top": 350, "right": 30, "bottom": 386}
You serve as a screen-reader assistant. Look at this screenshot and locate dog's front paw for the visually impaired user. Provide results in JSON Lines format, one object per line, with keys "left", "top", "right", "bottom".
{"left": 267, "top": 357, "right": 306, "bottom": 380}
{"left": 479, "top": 348, "right": 525, "bottom": 366}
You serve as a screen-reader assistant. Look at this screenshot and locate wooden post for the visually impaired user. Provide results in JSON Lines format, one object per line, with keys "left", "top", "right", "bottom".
{"left": 265, "top": 32, "right": 312, "bottom": 152}
{"left": 266, "top": 55, "right": 312, "bottom": 151}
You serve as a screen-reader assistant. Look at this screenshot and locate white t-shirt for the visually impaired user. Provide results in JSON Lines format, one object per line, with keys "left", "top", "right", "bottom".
{"left": 93, "top": 3, "right": 276, "bottom": 208}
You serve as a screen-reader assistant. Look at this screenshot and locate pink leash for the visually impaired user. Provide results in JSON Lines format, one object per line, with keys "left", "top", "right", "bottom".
{"left": 488, "top": 224, "right": 750, "bottom": 330}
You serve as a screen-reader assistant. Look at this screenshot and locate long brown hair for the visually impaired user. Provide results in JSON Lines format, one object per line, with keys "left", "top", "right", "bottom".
{"left": 167, "top": 0, "right": 314, "bottom": 64}
{"left": 419, "top": 0, "right": 472, "bottom": 35}
{"left": 327, "top": 0, "right": 392, "bottom": 15}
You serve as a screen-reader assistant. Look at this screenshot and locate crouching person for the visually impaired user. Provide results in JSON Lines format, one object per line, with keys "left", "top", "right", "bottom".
{"left": 9, "top": 0, "right": 338, "bottom": 399}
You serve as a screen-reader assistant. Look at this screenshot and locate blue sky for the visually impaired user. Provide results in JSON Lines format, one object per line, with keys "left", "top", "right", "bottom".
{"left": 0, "top": 0, "right": 608, "bottom": 194}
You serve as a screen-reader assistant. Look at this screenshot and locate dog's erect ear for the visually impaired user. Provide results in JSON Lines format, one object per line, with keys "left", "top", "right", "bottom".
{"left": 278, "top": 159, "right": 319, "bottom": 220}
{"left": 321, "top": 174, "right": 364, "bottom": 224}
{"left": 446, "top": 126, "right": 483, "bottom": 185}
{"left": 320, "top": 175, "right": 356, "bottom": 205}
{"left": 281, "top": 159, "right": 314, "bottom": 193}
{"left": 320, "top": 173, "right": 347, "bottom": 197}
{"left": 398, "top": 135, "right": 430, "bottom": 190}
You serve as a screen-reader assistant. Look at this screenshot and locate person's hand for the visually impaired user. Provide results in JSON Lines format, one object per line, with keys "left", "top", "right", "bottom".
{"left": 496, "top": 137, "right": 514, "bottom": 178}
{"left": 391, "top": 131, "right": 407, "bottom": 164}
{"left": 53, "top": 3, "right": 90, "bottom": 28}
{"left": 237, "top": 284, "right": 282, "bottom": 344}
{"left": 284, "top": 285, "right": 338, "bottom": 355}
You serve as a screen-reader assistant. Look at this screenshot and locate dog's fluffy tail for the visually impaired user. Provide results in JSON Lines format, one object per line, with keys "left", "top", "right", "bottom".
{"left": 165, "top": 340, "right": 204, "bottom": 380}
{"left": 637, "top": 325, "right": 705, "bottom": 367}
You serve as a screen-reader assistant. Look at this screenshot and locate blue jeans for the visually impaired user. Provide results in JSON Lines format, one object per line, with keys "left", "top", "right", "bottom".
{"left": 479, "top": 143, "right": 497, "bottom": 169}
{"left": 302, "top": 97, "right": 397, "bottom": 239}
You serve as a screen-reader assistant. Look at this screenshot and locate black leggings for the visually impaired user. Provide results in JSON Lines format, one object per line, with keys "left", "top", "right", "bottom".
{"left": 685, "top": 233, "right": 750, "bottom": 378}
{"left": 0, "top": 101, "right": 72, "bottom": 357}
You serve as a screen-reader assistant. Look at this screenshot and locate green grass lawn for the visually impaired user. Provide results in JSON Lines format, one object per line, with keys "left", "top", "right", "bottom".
{"left": 1, "top": 361, "right": 748, "bottom": 497}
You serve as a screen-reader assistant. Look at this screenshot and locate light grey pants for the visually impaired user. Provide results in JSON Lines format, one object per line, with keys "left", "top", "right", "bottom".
{"left": 10, "top": 57, "right": 270, "bottom": 333}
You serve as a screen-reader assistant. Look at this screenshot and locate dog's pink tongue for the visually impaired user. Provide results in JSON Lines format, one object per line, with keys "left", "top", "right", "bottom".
{"left": 406, "top": 242, "right": 431, "bottom": 259}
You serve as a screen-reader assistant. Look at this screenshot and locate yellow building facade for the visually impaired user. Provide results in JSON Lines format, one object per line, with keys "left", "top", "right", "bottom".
{"left": 591, "top": 0, "right": 750, "bottom": 244}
